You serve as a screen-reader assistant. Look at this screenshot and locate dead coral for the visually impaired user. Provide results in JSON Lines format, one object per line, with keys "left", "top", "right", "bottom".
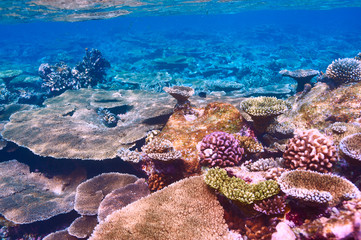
{"left": 278, "top": 170, "right": 360, "bottom": 206}
{"left": 283, "top": 129, "right": 337, "bottom": 173}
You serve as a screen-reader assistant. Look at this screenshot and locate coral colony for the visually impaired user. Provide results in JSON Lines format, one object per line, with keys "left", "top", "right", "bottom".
{"left": 0, "top": 13, "right": 361, "bottom": 239}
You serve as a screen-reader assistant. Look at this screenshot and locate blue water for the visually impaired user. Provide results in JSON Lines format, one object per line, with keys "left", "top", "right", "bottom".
{"left": 0, "top": 7, "right": 360, "bottom": 91}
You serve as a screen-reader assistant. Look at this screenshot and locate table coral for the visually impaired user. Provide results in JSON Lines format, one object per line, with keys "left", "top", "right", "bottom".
{"left": 74, "top": 172, "right": 138, "bottom": 216}
{"left": 204, "top": 167, "right": 280, "bottom": 205}
{"left": 240, "top": 96, "right": 290, "bottom": 134}
{"left": 339, "top": 133, "right": 361, "bottom": 165}
{"left": 89, "top": 176, "right": 230, "bottom": 240}
{"left": 199, "top": 131, "right": 244, "bottom": 167}
{"left": 278, "top": 170, "right": 360, "bottom": 206}
{"left": 283, "top": 129, "right": 337, "bottom": 173}
{"left": 0, "top": 160, "right": 86, "bottom": 224}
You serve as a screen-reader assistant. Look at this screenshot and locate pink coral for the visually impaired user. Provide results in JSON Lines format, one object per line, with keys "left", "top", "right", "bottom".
{"left": 283, "top": 129, "right": 337, "bottom": 173}
{"left": 199, "top": 131, "right": 244, "bottom": 167}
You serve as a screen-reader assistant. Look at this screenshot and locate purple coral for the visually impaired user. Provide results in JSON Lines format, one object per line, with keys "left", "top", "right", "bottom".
{"left": 199, "top": 131, "right": 244, "bottom": 167}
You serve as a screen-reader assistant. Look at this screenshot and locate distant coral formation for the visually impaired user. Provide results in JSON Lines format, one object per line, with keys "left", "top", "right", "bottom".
{"left": 326, "top": 58, "right": 361, "bottom": 85}
{"left": 39, "top": 49, "right": 110, "bottom": 94}
{"left": 204, "top": 167, "right": 279, "bottom": 205}
{"left": 283, "top": 129, "right": 337, "bottom": 173}
{"left": 199, "top": 131, "right": 244, "bottom": 167}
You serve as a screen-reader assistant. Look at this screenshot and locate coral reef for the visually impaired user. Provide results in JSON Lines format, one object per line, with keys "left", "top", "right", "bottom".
{"left": 199, "top": 131, "right": 244, "bottom": 167}
{"left": 43, "top": 229, "right": 78, "bottom": 240}
{"left": 339, "top": 133, "right": 361, "bottom": 165}
{"left": 0, "top": 160, "right": 86, "bottom": 224}
{"left": 253, "top": 195, "right": 287, "bottom": 215}
{"left": 74, "top": 172, "right": 138, "bottom": 215}
{"left": 68, "top": 215, "right": 98, "bottom": 238}
{"left": 279, "top": 69, "right": 319, "bottom": 92}
{"left": 39, "top": 62, "right": 77, "bottom": 93}
{"left": 204, "top": 167, "right": 280, "bottom": 205}
{"left": 163, "top": 85, "right": 194, "bottom": 113}
{"left": 72, "top": 48, "right": 110, "bottom": 87}
{"left": 157, "top": 101, "right": 246, "bottom": 174}
{"left": 278, "top": 170, "right": 360, "bottom": 206}
{"left": 279, "top": 81, "right": 361, "bottom": 130}
{"left": 233, "top": 134, "right": 264, "bottom": 154}
{"left": 142, "top": 137, "right": 182, "bottom": 161}
{"left": 1, "top": 88, "right": 174, "bottom": 160}
{"left": 39, "top": 49, "right": 110, "bottom": 94}
{"left": 97, "top": 179, "right": 150, "bottom": 222}
{"left": 293, "top": 198, "right": 361, "bottom": 239}
{"left": 325, "top": 58, "right": 361, "bottom": 85}
{"left": 89, "top": 176, "right": 230, "bottom": 240}
{"left": 283, "top": 129, "right": 337, "bottom": 173}
{"left": 244, "top": 158, "right": 282, "bottom": 172}
{"left": 240, "top": 96, "right": 290, "bottom": 133}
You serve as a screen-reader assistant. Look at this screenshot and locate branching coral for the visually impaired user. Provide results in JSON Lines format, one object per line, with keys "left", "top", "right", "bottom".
{"left": 283, "top": 129, "right": 337, "bottom": 173}
{"left": 326, "top": 58, "right": 361, "bottom": 85}
{"left": 204, "top": 167, "right": 280, "bottom": 205}
{"left": 278, "top": 170, "right": 360, "bottom": 206}
{"left": 142, "top": 137, "right": 182, "bottom": 161}
{"left": 244, "top": 158, "right": 282, "bottom": 172}
{"left": 253, "top": 195, "right": 287, "bottom": 215}
{"left": 233, "top": 134, "right": 264, "bottom": 154}
{"left": 199, "top": 131, "right": 244, "bottom": 167}
{"left": 240, "top": 97, "right": 290, "bottom": 133}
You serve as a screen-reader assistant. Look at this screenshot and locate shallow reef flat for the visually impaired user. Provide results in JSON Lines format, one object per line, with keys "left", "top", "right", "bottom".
{"left": 1, "top": 53, "right": 361, "bottom": 239}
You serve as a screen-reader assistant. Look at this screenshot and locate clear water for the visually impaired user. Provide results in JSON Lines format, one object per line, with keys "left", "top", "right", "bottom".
{"left": 0, "top": 5, "right": 360, "bottom": 91}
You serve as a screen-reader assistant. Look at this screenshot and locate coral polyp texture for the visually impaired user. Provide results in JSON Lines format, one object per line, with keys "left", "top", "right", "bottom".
{"left": 339, "top": 133, "right": 361, "bottom": 165}
{"left": 89, "top": 176, "right": 230, "bottom": 240}
{"left": 283, "top": 129, "right": 337, "bottom": 173}
{"left": 278, "top": 170, "right": 360, "bottom": 206}
{"left": 240, "top": 96, "right": 290, "bottom": 133}
{"left": 204, "top": 167, "right": 280, "bottom": 205}
{"left": 142, "top": 137, "right": 182, "bottom": 161}
{"left": 253, "top": 195, "right": 287, "bottom": 215}
{"left": 326, "top": 58, "right": 361, "bottom": 85}
{"left": 240, "top": 96, "right": 289, "bottom": 118}
{"left": 199, "top": 131, "right": 244, "bottom": 167}
{"left": 74, "top": 172, "right": 138, "bottom": 216}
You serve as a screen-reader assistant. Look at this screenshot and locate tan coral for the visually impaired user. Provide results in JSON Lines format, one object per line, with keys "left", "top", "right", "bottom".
{"left": 278, "top": 170, "right": 361, "bottom": 206}
{"left": 68, "top": 215, "right": 98, "bottom": 239}
{"left": 0, "top": 160, "right": 86, "bottom": 224}
{"left": 339, "top": 133, "right": 361, "bottom": 165}
{"left": 89, "top": 176, "right": 230, "bottom": 240}
{"left": 74, "top": 172, "right": 138, "bottom": 216}
{"left": 283, "top": 129, "right": 337, "bottom": 173}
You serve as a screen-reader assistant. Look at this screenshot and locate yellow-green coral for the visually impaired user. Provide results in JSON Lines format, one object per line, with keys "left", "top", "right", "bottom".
{"left": 204, "top": 167, "right": 279, "bottom": 205}
{"left": 240, "top": 96, "right": 289, "bottom": 118}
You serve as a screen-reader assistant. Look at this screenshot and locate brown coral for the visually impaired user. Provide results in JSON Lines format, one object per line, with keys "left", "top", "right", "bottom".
{"left": 253, "top": 195, "right": 287, "bottom": 215}
{"left": 68, "top": 215, "right": 98, "bottom": 238}
{"left": 283, "top": 129, "right": 337, "bottom": 173}
{"left": 147, "top": 172, "right": 167, "bottom": 192}
{"left": 142, "top": 137, "right": 182, "bottom": 161}
{"left": 89, "top": 176, "right": 230, "bottom": 240}
{"left": 278, "top": 170, "right": 360, "bottom": 206}
{"left": 234, "top": 134, "right": 264, "bottom": 154}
